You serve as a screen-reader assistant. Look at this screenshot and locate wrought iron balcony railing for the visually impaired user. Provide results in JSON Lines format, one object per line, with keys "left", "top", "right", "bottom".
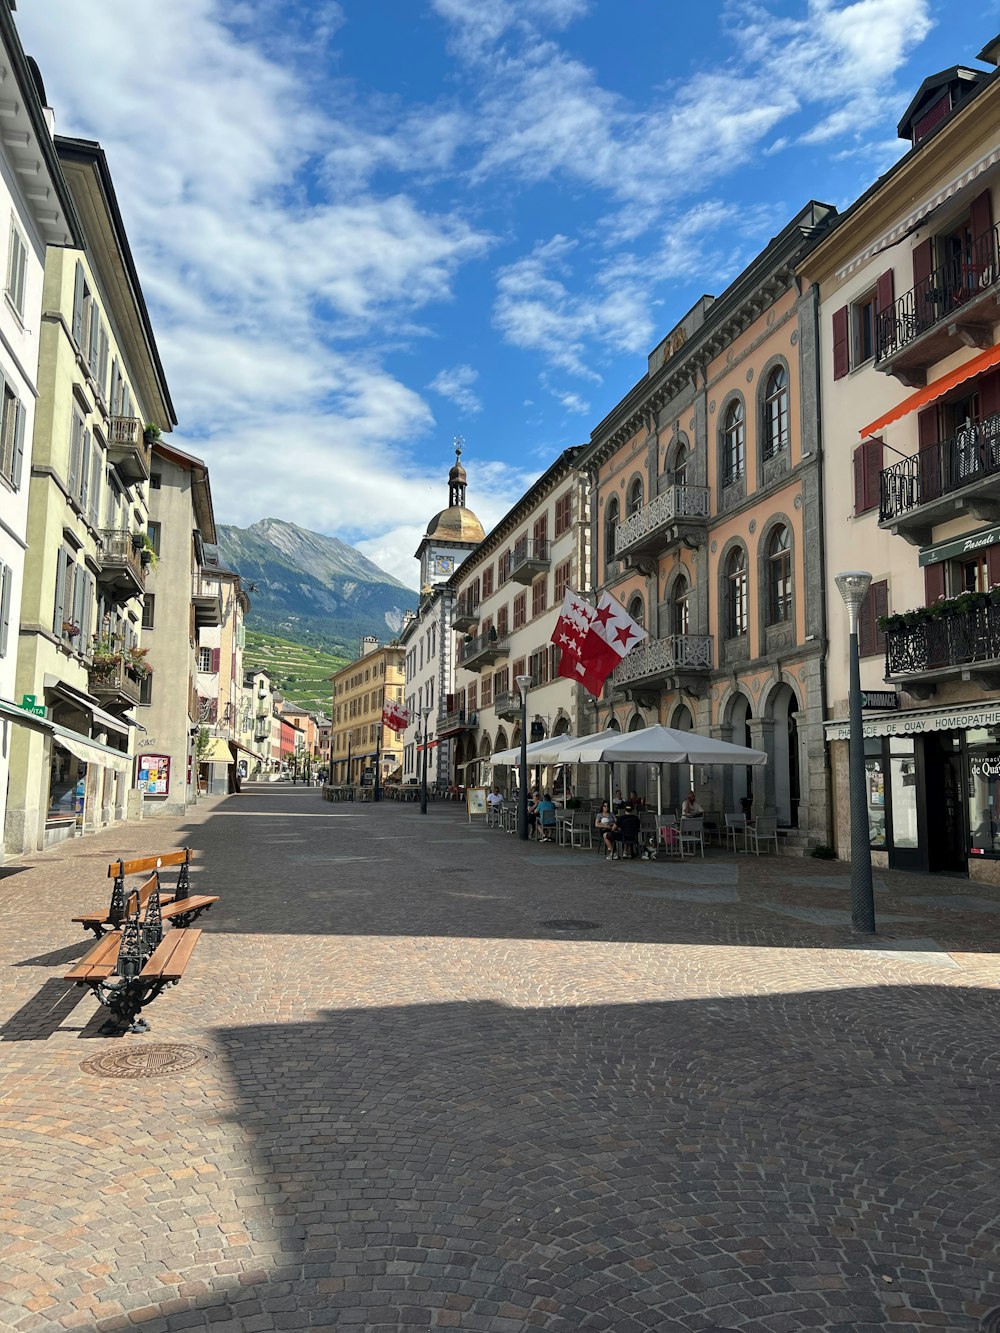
{"left": 885, "top": 601, "right": 1000, "bottom": 680}
{"left": 876, "top": 223, "right": 1000, "bottom": 369}
{"left": 614, "top": 485, "right": 710, "bottom": 561}
{"left": 88, "top": 655, "right": 142, "bottom": 708}
{"left": 879, "top": 410, "right": 1000, "bottom": 525}
{"left": 612, "top": 633, "right": 713, "bottom": 687}
{"left": 493, "top": 690, "right": 522, "bottom": 720}
{"left": 438, "top": 706, "right": 477, "bottom": 735}
{"left": 510, "top": 539, "right": 551, "bottom": 584}
{"left": 107, "top": 417, "right": 152, "bottom": 482}
{"left": 457, "top": 629, "right": 510, "bottom": 670}
{"left": 452, "top": 594, "right": 481, "bottom": 632}
{"left": 98, "top": 528, "right": 146, "bottom": 596}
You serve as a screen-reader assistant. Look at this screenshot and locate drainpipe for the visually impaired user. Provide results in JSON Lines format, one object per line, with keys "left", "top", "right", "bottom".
{"left": 811, "top": 278, "right": 834, "bottom": 845}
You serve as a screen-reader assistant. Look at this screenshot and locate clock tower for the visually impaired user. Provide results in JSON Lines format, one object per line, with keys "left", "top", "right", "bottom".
{"left": 415, "top": 439, "right": 485, "bottom": 591}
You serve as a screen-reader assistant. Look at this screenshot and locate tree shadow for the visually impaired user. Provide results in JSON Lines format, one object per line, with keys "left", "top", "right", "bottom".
{"left": 63, "top": 982, "right": 1000, "bottom": 1332}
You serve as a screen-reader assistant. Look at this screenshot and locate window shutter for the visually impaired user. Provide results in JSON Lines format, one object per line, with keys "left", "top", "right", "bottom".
{"left": 0, "top": 563, "right": 10, "bottom": 657}
{"left": 988, "top": 543, "right": 1000, "bottom": 589}
{"left": 211, "top": 647, "right": 221, "bottom": 673}
{"left": 980, "top": 369, "right": 1000, "bottom": 421}
{"left": 72, "top": 261, "right": 85, "bottom": 345}
{"left": 875, "top": 269, "right": 895, "bottom": 356}
{"left": 871, "top": 579, "right": 888, "bottom": 658}
{"left": 98, "top": 327, "right": 110, "bottom": 396}
{"left": 832, "top": 305, "right": 849, "bottom": 380}
{"left": 970, "top": 188, "right": 994, "bottom": 245}
{"left": 110, "top": 360, "right": 120, "bottom": 415}
{"left": 924, "top": 561, "right": 946, "bottom": 605}
{"left": 11, "top": 399, "right": 24, "bottom": 490}
{"left": 864, "top": 438, "right": 883, "bottom": 514}
{"left": 68, "top": 417, "right": 82, "bottom": 497}
{"left": 52, "top": 549, "right": 66, "bottom": 634}
{"left": 80, "top": 572, "right": 93, "bottom": 648}
{"left": 79, "top": 429, "right": 91, "bottom": 509}
{"left": 88, "top": 449, "right": 101, "bottom": 526}
{"left": 917, "top": 406, "right": 941, "bottom": 503}
{"left": 875, "top": 269, "right": 894, "bottom": 314}
{"left": 912, "top": 238, "right": 933, "bottom": 294}
{"left": 853, "top": 443, "right": 866, "bottom": 514}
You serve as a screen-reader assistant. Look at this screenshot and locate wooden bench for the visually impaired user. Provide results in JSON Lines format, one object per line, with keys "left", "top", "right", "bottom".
{"left": 66, "top": 925, "right": 202, "bottom": 1033}
{"left": 72, "top": 848, "right": 218, "bottom": 937}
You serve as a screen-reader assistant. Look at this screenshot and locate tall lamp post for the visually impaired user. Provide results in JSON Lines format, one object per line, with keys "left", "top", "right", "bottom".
{"left": 419, "top": 705, "right": 432, "bottom": 815}
{"left": 835, "top": 571, "right": 876, "bottom": 936}
{"left": 516, "top": 673, "right": 532, "bottom": 842}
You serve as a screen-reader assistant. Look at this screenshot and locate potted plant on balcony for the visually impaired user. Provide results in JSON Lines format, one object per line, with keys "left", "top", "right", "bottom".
{"left": 126, "top": 646, "right": 152, "bottom": 679}
{"left": 143, "top": 422, "right": 161, "bottom": 444}
{"left": 138, "top": 532, "right": 158, "bottom": 569}
{"left": 90, "top": 636, "right": 122, "bottom": 680}
{"left": 61, "top": 620, "right": 80, "bottom": 638}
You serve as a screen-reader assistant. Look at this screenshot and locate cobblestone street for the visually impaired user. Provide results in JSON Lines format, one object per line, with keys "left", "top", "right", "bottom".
{"left": 1, "top": 786, "right": 999, "bottom": 1332}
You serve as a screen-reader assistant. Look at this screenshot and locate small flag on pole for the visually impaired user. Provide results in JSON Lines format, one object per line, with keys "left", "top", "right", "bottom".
{"left": 382, "top": 699, "right": 410, "bottom": 733}
{"left": 549, "top": 589, "right": 647, "bottom": 697}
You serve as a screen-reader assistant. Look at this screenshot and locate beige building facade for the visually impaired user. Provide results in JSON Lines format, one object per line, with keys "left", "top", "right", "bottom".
{"left": 331, "top": 638, "right": 405, "bottom": 786}
{"left": 801, "top": 39, "right": 1000, "bottom": 879}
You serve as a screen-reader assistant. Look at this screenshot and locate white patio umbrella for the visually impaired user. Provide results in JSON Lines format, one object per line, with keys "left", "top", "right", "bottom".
{"left": 490, "top": 736, "right": 564, "bottom": 766}
{"left": 567, "top": 725, "right": 767, "bottom": 767}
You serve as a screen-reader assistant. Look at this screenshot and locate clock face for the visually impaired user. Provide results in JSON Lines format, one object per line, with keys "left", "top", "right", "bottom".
{"left": 431, "top": 553, "right": 455, "bottom": 575}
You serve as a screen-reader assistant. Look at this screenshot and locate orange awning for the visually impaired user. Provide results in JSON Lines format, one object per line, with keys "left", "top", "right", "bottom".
{"left": 860, "top": 343, "right": 1000, "bottom": 438}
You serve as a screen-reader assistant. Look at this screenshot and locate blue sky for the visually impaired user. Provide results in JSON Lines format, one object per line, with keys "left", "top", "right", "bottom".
{"left": 17, "top": 0, "right": 998, "bottom": 587}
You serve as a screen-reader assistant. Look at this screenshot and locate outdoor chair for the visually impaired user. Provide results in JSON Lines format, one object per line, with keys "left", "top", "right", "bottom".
{"left": 724, "top": 813, "right": 748, "bottom": 853}
{"left": 658, "top": 815, "right": 681, "bottom": 859}
{"left": 701, "top": 810, "right": 721, "bottom": 847}
{"left": 747, "top": 814, "right": 779, "bottom": 855}
{"left": 679, "top": 816, "right": 705, "bottom": 859}
{"left": 555, "top": 810, "right": 573, "bottom": 845}
{"left": 568, "top": 811, "right": 593, "bottom": 850}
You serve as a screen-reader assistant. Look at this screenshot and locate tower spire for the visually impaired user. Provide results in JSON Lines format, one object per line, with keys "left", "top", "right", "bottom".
{"left": 448, "top": 435, "right": 467, "bottom": 509}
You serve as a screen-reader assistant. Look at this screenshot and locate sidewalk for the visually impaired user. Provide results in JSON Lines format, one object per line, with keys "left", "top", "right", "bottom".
{"left": 0, "top": 787, "right": 998, "bottom": 1331}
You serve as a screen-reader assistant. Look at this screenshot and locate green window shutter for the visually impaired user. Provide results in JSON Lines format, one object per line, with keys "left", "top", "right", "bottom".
{"left": 11, "top": 399, "right": 25, "bottom": 490}
{"left": 72, "top": 261, "right": 85, "bottom": 345}
{"left": 97, "top": 326, "right": 109, "bottom": 397}
{"left": 79, "top": 428, "right": 91, "bottom": 510}
{"left": 52, "top": 549, "right": 67, "bottom": 635}
{"left": 88, "top": 448, "right": 101, "bottom": 526}
{"left": 0, "top": 563, "right": 11, "bottom": 657}
{"left": 68, "top": 415, "right": 82, "bottom": 497}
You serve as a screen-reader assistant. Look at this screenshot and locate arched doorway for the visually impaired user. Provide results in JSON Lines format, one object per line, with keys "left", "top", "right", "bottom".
{"left": 477, "top": 733, "right": 492, "bottom": 791}
{"left": 768, "top": 683, "right": 801, "bottom": 826}
{"left": 725, "top": 693, "right": 753, "bottom": 815}
{"left": 668, "top": 704, "right": 693, "bottom": 810}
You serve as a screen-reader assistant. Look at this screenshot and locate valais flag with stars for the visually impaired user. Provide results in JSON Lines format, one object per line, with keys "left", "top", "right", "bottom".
{"left": 550, "top": 590, "right": 647, "bottom": 697}
{"left": 381, "top": 699, "right": 410, "bottom": 734}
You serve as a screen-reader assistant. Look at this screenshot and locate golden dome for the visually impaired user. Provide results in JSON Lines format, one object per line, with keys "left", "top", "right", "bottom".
{"left": 425, "top": 505, "right": 485, "bottom": 543}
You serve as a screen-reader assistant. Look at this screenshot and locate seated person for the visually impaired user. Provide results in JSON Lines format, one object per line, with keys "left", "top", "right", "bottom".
{"left": 627, "top": 789, "right": 644, "bottom": 810}
{"left": 614, "top": 804, "right": 642, "bottom": 858}
{"left": 681, "top": 790, "right": 704, "bottom": 818}
{"left": 535, "top": 792, "right": 557, "bottom": 842}
{"left": 486, "top": 786, "right": 503, "bottom": 814}
{"left": 526, "top": 789, "right": 540, "bottom": 836}
{"left": 595, "top": 801, "right": 615, "bottom": 854}
{"left": 612, "top": 788, "right": 625, "bottom": 815}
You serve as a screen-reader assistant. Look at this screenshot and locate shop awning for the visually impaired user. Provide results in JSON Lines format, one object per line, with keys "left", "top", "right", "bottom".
{"left": 825, "top": 698, "right": 1000, "bottom": 741}
{"left": 46, "top": 677, "right": 131, "bottom": 738}
{"left": 201, "top": 737, "right": 234, "bottom": 764}
{"left": 860, "top": 343, "right": 1000, "bottom": 438}
{"left": 52, "top": 724, "right": 132, "bottom": 772}
{"left": 0, "top": 694, "right": 54, "bottom": 735}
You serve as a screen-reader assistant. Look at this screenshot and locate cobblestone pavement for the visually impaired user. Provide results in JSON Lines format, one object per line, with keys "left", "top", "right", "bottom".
{"left": 1, "top": 786, "right": 999, "bottom": 1332}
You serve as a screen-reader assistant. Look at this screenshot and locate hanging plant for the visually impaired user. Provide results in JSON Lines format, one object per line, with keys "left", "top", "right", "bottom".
{"left": 90, "top": 635, "right": 122, "bottom": 674}
{"left": 126, "top": 646, "right": 153, "bottom": 679}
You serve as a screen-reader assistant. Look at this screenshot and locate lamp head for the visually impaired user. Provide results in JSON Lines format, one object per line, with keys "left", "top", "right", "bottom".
{"left": 515, "top": 674, "right": 532, "bottom": 691}
{"left": 421, "top": 705, "right": 432, "bottom": 720}
{"left": 834, "top": 570, "right": 872, "bottom": 631}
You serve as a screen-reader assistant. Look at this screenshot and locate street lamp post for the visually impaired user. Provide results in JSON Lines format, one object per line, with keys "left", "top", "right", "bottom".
{"left": 420, "top": 705, "right": 432, "bottom": 815}
{"left": 835, "top": 570, "right": 876, "bottom": 936}
{"left": 516, "top": 674, "right": 532, "bottom": 842}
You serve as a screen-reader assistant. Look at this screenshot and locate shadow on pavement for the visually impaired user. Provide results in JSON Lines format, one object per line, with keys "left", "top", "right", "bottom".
{"left": 76, "top": 982, "right": 1000, "bottom": 1333}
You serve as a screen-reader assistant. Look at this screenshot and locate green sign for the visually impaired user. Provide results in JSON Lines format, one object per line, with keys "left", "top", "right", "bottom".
{"left": 19, "top": 694, "right": 46, "bottom": 718}
{"left": 919, "top": 522, "right": 1000, "bottom": 567}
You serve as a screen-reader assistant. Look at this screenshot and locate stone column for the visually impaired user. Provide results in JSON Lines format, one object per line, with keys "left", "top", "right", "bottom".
{"left": 748, "top": 717, "right": 777, "bottom": 816}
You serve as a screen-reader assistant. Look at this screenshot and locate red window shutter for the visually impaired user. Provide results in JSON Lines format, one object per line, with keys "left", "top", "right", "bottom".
{"left": 917, "top": 406, "right": 941, "bottom": 502}
{"left": 924, "top": 561, "right": 946, "bottom": 605}
{"left": 917, "top": 406, "right": 938, "bottom": 448}
{"left": 970, "top": 188, "right": 994, "bottom": 245}
{"left": 864, "top": 439, "right": 883, "bottom": 513}
{"left": 210, "top": 647, "right": 220, "bottom": 672}
{"left": 858, "top": 586, "right": 875, "bottom": 657}
{"left": 988, "top": 544, "right": 1000, "bottom": 589}
{"left": 876, "top": 269, "right": 894, "bottom": 315}
{"left": 871, "top": 579, "right": 888, "bottom": 658}
{"left": 912, "top": 237, "right": 933, "bottom": 292}
{"left": 853, "top": 443, "right": 865, "bottom": 514}
{"left": 980, "top": 369, "right": 1000, "bottom": 420}
{"left": 832, "top": 306, "right": 849, "bottom": 380}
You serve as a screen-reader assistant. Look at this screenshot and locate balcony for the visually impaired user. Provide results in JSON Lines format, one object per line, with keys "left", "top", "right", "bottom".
{"left": 614, "top": 485, "right": 711, "bottom": 563}
{"left": 254, "top": 723, "right": 270, "bottom": 742}
{"left": 884, "top": 597, "right": 1000, "bottom": 693}
{"left": 876, "top": 225, "right": 999, "bottom": 385}
{"left": 438, "top": 707, "right": 477, "bottom": 738}
{"left": 452, "top": 593, "right": 481, "bottom": 632}
{"left": 493, "top": 690, "right": 522, "bottom": 721}
{"left": 87, "top": 655, "right": 142, "bottom": 709}
{"left": 457, "top": 629, "right": 510, "bottom": 672}
{"left": 108, "top": 416, "right": 152, "bottom": 482}
{"left": 98, "top": 528, "right": 146, "bottom": 597}
{"left": 879, "top": 411, "right": 1000, "bottom": 543}
{"left": 510, "top": 539, "right": 550, "bottom": 584}
{"left": 611, "top": 633, "right": 713, "bottom": 694}
{"left": 192, "top": 572, "right": 222, "bottom": 628}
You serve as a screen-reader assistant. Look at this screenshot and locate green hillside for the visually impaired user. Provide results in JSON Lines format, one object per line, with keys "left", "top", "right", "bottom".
{"left": 244, "top": 630, "right": 346, "bottom": 714}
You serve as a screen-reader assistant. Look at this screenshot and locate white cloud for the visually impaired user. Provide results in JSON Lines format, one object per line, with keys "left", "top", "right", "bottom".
{"left": 428, "top": 364, "right": 483, "bottom": 415}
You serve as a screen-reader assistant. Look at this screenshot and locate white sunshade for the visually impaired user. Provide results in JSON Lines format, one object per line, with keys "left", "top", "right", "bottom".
{"left": 526, "top": 729, "right": 624, "bottom": 765}
{"left": 490, "top": 736, "right": 566, "bottom": 766}
{"left": 568, "top": 725, "right": 767, "bottom": 767}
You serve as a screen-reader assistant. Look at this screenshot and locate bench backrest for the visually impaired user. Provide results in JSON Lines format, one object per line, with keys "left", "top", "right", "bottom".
{"left": 108, "top": 848, "right": 194, "bottom": 878}
{"left": 123, "top": 871, "right": 160, "bottom": 918}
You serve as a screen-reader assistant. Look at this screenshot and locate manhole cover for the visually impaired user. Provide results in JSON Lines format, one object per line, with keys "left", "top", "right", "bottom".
{"left": 538, "top": 918, "right": 602, "bottom": 931}
{"left": 80, "top": 1044, "right": 209, "bottom": 1079}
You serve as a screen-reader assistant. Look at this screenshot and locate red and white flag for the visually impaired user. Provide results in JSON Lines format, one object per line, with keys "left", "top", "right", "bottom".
{"left": 549, "top": 589, "right": 647, "bottom": 697}
{"left": 381, "top": 699, "right": 410, "bottom": 734}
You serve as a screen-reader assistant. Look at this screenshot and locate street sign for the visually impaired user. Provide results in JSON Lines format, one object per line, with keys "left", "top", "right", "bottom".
{"left": 861, "top": 690, "right": 899, "bottom": 711}
{"left": 19, "top": 694, "right": 46, "bottom": 718}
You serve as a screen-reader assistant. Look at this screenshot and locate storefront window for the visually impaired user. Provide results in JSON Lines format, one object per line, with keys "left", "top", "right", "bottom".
{"left": 888, "top": 737, "right": 918, "bottom": 849}
{"left": 865, "top": 739, "right": 885, "bottom": 848}
{"left": 967, "top": 727, "right": 1000, "bottom": 857}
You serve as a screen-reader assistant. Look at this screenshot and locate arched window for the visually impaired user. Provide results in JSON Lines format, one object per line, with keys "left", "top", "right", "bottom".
{"left": 628, "top": 593, "right": 645, "bottom": 629}
{"left": 762, "top": 366, "right": 789, "bottom": 460}
{"left": 671, "top": 576, "right": 689, "bottom": 636}
{"left": 605, "top": 496, "right": 619, "bottom": 566}
{"left": 725, "top": 547, "right": 748, "bottom": 638}
{"left": 767, "top": 526, "right": 792, "bottom": 624}
{"left": 723, "top": 400, "right": 745, "bottom": 485}
{"left": 672, "top": 443, "right": 688, "bottom": 487}
{"left": 627, "top": 476, "right": 643, "bottom": 516}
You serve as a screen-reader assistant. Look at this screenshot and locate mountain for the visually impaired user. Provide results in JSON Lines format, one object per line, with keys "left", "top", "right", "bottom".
{"left": 215, "top": 518, "right": 417, "bottom": 656}
{"left": 243, "top": 630, "right": 346, "bottom": 714}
